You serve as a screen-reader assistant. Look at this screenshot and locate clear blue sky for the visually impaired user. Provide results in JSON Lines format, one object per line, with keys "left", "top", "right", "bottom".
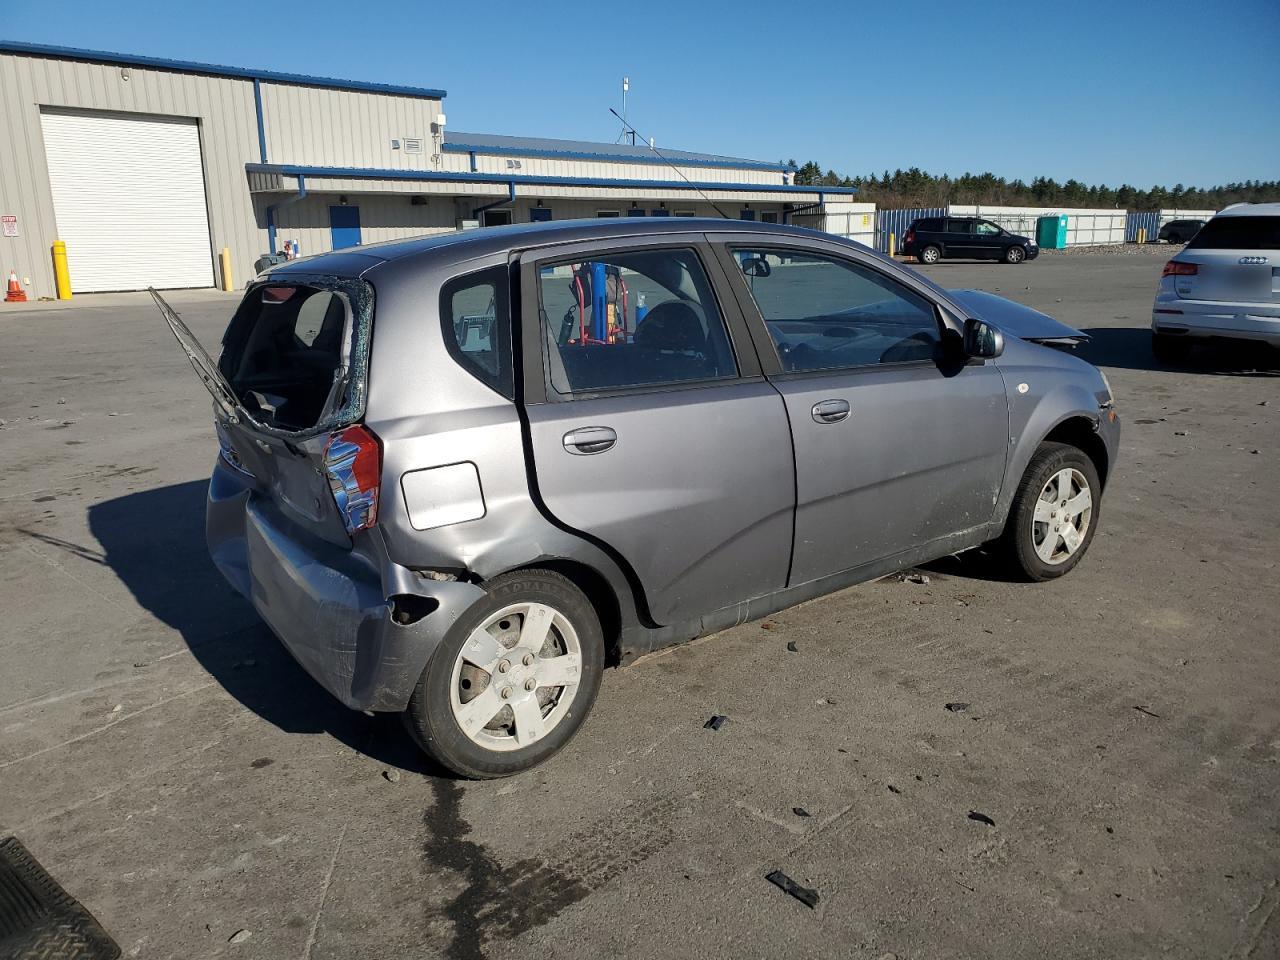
{"left": 5, "top": 0, "right": 1277, "bottom": 188}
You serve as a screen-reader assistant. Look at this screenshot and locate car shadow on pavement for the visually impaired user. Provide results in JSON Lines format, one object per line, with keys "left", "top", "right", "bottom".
{"left": 919, "top": 549, "right": 1016, "bottom": 583}
{"left": 87, "top": 479, "right": 442, "bottom": 776}
{"left": 1078, "top": 327, "right": 1280, "bottom": 375}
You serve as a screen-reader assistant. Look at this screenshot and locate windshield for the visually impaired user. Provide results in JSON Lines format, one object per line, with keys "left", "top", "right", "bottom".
{"left": 1187, "top": 216, "right": 1280, "bottom": 251}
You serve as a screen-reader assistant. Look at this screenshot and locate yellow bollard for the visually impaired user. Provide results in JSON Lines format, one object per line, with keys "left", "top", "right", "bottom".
{"left": 1137, "top": 227, "right": 1146, "bottom": 245}
{"left": 219, "top": 247, "right": 234, "bottom": 292}
{"left": 51, "top": 240, "right": 72, "bottom": 300}
{"left": 888, "top": 232, "right": 896, "bottom": 259}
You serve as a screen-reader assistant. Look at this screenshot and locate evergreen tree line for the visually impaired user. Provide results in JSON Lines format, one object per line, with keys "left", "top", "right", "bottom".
{"left": 787, "top": 161, "right": 1280, "bottom": 212}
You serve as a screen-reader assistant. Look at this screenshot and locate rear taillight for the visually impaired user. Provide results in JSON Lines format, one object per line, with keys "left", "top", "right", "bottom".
{"left": 904, "top": 228, "right": 915, "bottom": 244}
{"left": 324, "top": 425, "right": 381, "bottom": 533}
{"left": 1162, "top": 260, "right": 1198, "bottom": 277}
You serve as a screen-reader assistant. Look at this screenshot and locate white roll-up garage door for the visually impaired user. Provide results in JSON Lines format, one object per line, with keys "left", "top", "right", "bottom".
{"left": 41, "top": 110, "right": 214, "bottom": 292}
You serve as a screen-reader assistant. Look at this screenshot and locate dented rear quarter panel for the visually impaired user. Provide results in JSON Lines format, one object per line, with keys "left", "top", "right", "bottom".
{"left": 359, "top": 248, "right": 645, "bottom": 637}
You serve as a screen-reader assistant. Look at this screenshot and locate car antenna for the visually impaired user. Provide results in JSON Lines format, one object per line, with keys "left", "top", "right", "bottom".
{"left": 609, "top": 108, "right": 729, "bottom": 218}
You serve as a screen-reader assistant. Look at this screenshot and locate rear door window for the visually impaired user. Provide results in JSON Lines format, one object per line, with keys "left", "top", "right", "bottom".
{"left": 536, "top": 248, "right": 737, "bottom": 396}
{"left": 1188, "top": 217, "right": 1280, "bottom": 250}
{"left": 945, "top": 219, "right": 974, "bottom": 235}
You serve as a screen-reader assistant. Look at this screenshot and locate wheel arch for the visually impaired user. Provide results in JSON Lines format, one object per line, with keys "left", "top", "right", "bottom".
{"left": 505, "top": 558, "right": 626, "bottom": 667}
{"left": 1042, "top": 415, "right": 1110, "bottom": 489}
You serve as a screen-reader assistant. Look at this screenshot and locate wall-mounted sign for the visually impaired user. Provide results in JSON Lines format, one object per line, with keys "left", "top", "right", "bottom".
{"left": 1, "top": 215, "right": 17, "bottom": 238}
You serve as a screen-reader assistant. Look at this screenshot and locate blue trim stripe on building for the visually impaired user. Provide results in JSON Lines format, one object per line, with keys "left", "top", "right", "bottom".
{"left": 443, "top": 139, "right": 793, "bottom": 173}
{"left": 0, "top": 40, "right": 447, "bottom": 99}
{"left": 252, "top": 78, "right": 267, "bottom": 164}
{"left": 245, "top": 163, "right": 858, "bottom": 195}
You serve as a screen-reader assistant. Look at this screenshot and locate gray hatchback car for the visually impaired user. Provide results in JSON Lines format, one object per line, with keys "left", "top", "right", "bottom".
{"left": 157, "top": 218, "right": 1119, "bottom": 778}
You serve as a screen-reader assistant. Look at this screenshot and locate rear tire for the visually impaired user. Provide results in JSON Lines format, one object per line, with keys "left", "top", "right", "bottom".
{"left": 996, "top": 442, "right": 1101, "bottom": 582}
{"left": 919, "top": 245, "right": 941, "bottom": 264}
{"left": 405, "top": 569, "right": 605, "bottom": 779}
{"left": 1152, "top": 331, "right": 1190, "bottom": 364}
{"left": 1166, "top": 233, "right": 1182, "bottom": 245}
{"left": 1004, "top": 245, "right": 1026, "bottom": 264}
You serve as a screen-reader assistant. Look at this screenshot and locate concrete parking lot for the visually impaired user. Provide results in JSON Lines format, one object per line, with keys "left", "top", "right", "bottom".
{"left": 1, "top": 249, "right": 1277, "bottom": 960}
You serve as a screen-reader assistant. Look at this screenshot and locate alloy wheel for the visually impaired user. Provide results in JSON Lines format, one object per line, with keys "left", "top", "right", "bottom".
{"left": 448, "top": 602, "right": 583, "bottom": 752}
{"left": 1031, "top": 468, "right": 1092, "bottom": 565}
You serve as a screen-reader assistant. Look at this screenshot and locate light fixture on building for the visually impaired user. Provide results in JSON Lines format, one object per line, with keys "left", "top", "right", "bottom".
{"left": 339, "top": 195, "right": 348, "bottom": 205}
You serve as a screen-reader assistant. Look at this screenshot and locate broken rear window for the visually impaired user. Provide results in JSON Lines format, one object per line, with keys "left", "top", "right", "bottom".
{"left": 217, "top": 275, "right": 373, "bottom": 433}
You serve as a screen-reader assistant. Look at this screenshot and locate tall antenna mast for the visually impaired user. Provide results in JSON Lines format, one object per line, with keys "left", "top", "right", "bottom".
{"left": 617, "top": 77, "right": 633, "bottom": 145}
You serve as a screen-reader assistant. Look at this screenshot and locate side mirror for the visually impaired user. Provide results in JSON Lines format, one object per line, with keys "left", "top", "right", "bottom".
{"left": 741, "top": 255, "right": 771, "bottom": 278}
{"left": 963, "top": 318, "right": 1004, "bottom": 358}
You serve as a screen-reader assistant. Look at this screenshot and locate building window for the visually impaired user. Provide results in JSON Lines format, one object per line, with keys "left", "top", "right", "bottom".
{"left": 739, "top": 209, "right": 756, "bottom": 221}
{"left": 530, "top": 207, "right": 552, "bottom": 222}
{"left": 673, "top": 210, "right": 696, "bottom": 217}
{"left": 760, "top": 211, "right": 779, "bottom": 224}
{"left": 482, "top": 209, "right": 513, "bottom": 227}
{"left": 596, "top": 210, "right": 620, "bottom": 218}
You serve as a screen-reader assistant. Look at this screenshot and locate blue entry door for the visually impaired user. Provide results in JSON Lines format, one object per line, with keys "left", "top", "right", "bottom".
{"left": 329, "top": 205, "right": 362, "bottom": 249}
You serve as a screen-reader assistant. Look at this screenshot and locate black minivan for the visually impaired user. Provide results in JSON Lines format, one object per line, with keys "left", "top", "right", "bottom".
{"left": 901, "top": 217, "right": 1039, "bottom": 265}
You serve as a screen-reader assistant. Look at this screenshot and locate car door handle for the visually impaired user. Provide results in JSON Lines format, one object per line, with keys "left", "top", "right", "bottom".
{"left": 563, "top": 426, "right": 617, "bottom": 455}
{"left": 811, "top": 399, "right": 850, "bottom": 424}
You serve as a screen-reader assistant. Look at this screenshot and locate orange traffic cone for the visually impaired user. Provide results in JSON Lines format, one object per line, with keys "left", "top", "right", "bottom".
{"left": 4, "top": 271, "right": 27, "bottom": 303}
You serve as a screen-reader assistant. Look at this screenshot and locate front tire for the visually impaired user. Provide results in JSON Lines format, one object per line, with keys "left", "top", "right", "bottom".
{"left": 405, "top": 570, "right": 605, "bottom": 779}
{"left": 919, "top": 245, "right": 941, "bottom": 264}
{"left": 1004, "top": 245, "right": 1026, "bottom": 264}
{"left": 996, "top": 442, "right": 1101, "bottom": 581}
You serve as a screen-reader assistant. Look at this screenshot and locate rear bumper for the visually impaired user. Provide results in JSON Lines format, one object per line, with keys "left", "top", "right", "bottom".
{"left": 207, "top": 460, "right": 486, "bottom": 712}
{"left": 1151, "top": 296, "right": 1280, "bottom": 346}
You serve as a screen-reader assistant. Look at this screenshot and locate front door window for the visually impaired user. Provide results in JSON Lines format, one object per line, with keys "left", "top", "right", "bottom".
{"left": 732, "top": 250, "right": 942, "bottom": 371}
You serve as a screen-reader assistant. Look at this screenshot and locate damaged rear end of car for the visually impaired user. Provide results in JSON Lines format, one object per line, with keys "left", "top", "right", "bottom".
{"left": 154, "top": 272, "right": 484, "bottom": 713}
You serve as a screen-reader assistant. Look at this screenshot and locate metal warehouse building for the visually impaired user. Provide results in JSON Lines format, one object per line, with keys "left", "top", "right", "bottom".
{"left": 0, "top": 41, "right": 863, "bottom": 300}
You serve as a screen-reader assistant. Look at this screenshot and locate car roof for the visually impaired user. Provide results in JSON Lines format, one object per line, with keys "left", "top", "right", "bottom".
{"left": 269, "top": 217, "right": 839, "bottom": 277}
{"left": 1216, "top": 203, "right": 1280, "bottom": 218}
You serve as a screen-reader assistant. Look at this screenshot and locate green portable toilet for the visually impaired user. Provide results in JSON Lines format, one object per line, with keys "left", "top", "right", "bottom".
{"left": 1037, "top": 214, "right": 1068, "bottom": 249}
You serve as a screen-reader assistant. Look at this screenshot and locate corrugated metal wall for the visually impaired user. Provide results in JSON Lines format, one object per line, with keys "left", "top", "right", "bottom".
{"left": 0, "top": 50, "right": 263, "bottom": 298}
{"left": 1126, "top": 211, "right": 1160, "bottom": 242}
{"left": 873, "top": 207, "right": 945, "bottom": 252}
{"left": 466, "top": 153, "right": 782, "bottom": 186}
{"left": 261, "top": 84, "right": 441, "bottom": 171}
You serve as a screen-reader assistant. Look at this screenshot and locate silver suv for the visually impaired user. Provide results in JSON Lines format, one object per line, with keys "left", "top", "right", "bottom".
{"left": 1151, "top": 203, "right": 1280, "bottom": 361}
{"left": 158, "top": 218, "right": 1120, "bottom": 778}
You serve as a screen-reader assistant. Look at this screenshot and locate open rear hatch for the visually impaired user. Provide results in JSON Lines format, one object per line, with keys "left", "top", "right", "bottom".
{"left": 153, "top": 277, "right": 376, "bottom": 548}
